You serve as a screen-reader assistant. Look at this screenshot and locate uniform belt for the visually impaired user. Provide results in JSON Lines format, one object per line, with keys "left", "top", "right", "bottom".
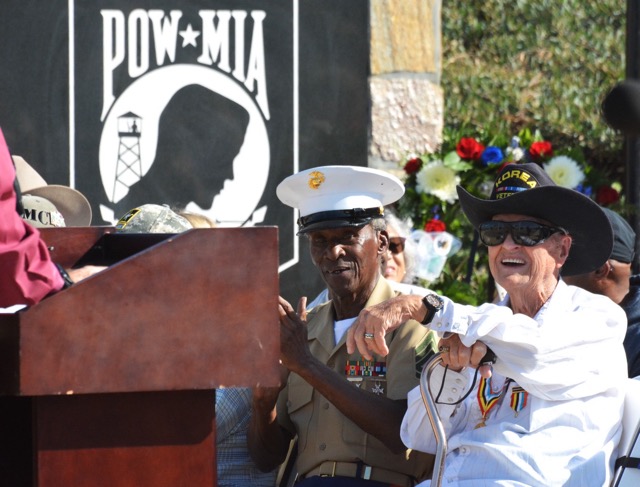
{"left": 301, "top": 461, "right": 416, "bottom": 487}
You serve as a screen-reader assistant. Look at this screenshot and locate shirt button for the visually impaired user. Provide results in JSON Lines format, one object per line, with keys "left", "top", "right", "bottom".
{"left": 451, "top": 388, "right": 458, "bottom": 393}
{"left": 319, "top": 444, "right": 326, "bottom": 451}
{"left": 455, "top": 379, "right": 463, "bottom": 385}
{"left": 323, "top": 403, "right": 329, "bottom": 410}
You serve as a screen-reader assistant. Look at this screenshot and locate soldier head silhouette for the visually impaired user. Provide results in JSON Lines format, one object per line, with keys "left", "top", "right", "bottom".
{"left": 114, "top": 84, "right": 250, "bottom": 217}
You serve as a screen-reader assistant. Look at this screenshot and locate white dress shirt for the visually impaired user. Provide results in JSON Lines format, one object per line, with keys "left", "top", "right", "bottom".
{"left": 401, "top": 280, "right": 628, "bottom": 486}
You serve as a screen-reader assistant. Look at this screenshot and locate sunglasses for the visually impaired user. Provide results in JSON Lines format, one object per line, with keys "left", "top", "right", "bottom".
{"left": 388, "top": 237, "right": 406, "bottom": 254}
{"left": 478, "top": 221, "right": 567, "bottom": 247}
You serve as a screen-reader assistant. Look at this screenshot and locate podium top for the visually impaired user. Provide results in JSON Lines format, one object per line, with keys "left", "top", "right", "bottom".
{"left": 0, "top": 227, "right": 281, "bottom": 396}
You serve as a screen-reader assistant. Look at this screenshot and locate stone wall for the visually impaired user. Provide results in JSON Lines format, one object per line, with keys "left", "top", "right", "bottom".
{"left": 369, "top": 0, "right": 443, "bottom": 175}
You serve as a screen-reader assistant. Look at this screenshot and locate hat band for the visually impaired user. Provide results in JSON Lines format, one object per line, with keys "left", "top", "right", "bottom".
{"left": 298, "top": 207, "right": 384, "bottom": 230}
{"left": 22, "top": 207, "right": 66, "bottom": 228}
{"left": 493, "top": 185, "right": 531, "bottom": 200}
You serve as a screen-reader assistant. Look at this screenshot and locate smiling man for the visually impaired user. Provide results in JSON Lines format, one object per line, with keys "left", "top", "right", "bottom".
{"left": 346, "top": 163, "right": 628, "bottom": 486}
{"left": 248, "top": 165, "right": 437, "bottom": 487}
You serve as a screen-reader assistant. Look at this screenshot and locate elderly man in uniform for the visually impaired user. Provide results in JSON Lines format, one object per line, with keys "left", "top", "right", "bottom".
{"left": 248, "top": 165, "right": 437, "bottom": 486}
{"left": 347, "top": 163, "right": 627, "bottom": 486}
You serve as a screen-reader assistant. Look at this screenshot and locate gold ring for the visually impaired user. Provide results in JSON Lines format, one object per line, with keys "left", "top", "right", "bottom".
{"left": 364, "top": 333, "right": 375, "bottom": 340}
{"left": 439, "top": 345, "right": 450, "bottom": 353}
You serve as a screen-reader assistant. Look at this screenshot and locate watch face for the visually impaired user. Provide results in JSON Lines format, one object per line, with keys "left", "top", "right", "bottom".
{"left": 426, "top": 294, "right": 442, "bottom": 309}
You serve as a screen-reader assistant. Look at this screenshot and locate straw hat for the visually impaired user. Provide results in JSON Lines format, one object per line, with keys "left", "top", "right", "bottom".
{"left": 13, "top": 155, "right": 92, "bottom": 227}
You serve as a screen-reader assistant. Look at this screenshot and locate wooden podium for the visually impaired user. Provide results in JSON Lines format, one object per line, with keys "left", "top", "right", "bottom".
{"left": 0, "top": 227, "right": 281, "bottom": 486}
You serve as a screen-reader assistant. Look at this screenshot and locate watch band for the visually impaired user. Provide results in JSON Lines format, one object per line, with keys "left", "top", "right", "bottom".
{"left": 421, "top": 293, "right": 443, "bottom": 325}
{"left": 55, "top": 263, "right": 74, "bottom": 289}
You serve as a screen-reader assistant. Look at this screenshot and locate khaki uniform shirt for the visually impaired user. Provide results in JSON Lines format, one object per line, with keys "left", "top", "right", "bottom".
{"left": 277, "top": 278, "right": 437, "bottom": 482}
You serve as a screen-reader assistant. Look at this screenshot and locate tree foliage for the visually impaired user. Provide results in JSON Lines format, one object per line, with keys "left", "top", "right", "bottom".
{"left": 395, "top": 1, "right": 629, "bottom": 303}
{"left": 441, "top": 0, "right": 626, "bottom": 180}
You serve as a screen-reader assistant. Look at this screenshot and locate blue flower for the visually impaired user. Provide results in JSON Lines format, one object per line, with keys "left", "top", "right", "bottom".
{"left": 575, "top": 183, "right": 593, "bottom": 197}
{"left": 481, "top": 146, "right": 504, "bottom": 166}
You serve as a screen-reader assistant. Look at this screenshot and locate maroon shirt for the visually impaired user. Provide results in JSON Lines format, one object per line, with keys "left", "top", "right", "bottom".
{"left": 0, "top": 127, "right": 63, "bottom": 306}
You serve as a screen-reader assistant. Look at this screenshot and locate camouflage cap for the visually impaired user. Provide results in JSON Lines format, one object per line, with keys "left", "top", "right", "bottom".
{"left": 115, "top": 204, "right": 192, "bottom": 233}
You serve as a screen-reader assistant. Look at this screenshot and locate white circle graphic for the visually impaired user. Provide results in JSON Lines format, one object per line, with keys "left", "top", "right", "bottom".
{"left": 99, "top": 64, "right": 270, "bottom": 225}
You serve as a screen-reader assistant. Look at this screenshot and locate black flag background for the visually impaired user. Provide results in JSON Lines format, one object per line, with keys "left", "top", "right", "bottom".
{"left": 0, "top": 0, "right": 369, "bottom": 303}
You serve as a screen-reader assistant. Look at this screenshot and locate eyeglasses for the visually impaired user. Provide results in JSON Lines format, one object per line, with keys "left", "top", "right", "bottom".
{"left": 388, "top": 237, "right": 406, "bottom": 254}
{"left": 478, "top": 221, "right": 567, "bottom": 247}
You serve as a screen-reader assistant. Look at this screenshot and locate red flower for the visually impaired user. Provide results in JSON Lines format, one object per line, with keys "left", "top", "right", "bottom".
{"left": 529, "top": 141, "right": 553, "bottom": 161}
{"left": 595, "top": 185, "right": 620, "bottom": 206}
{"left": 456, "top": 138, "right": 485, "bottom": 161}
{"left": 425, "top": 218, "right": 446, "bottom": 232}
{"left": 404, "top": 157, "right": 423, "bottom": 175}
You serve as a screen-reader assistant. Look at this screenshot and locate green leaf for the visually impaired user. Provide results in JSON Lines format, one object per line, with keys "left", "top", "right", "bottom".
{"left": 443, "top": 150, "right": 462, "bottom": 166}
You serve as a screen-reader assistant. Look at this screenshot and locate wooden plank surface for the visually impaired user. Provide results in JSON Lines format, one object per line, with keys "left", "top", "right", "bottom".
{"left": 0, "top": 227, "right": 280, "bottom": 395}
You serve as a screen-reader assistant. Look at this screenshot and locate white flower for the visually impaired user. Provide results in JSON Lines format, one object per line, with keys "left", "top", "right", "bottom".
{"left": 505, "top": 146, "right": 525, "bottom": 162}
{"left": 511, "top": 147, "right": 525, "bottom": 162}
{"left": 416, "top": 160, "right": 460, "bottom": 203}
{"left": 543, "top": 156, "right": 584, "bottom": 188}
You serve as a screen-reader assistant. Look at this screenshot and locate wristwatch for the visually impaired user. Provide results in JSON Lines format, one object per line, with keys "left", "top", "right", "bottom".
{"left": 421, "top": 293, "right": 444, "bottom": 325}
{"left": 55, "top": 263, "right": 75, "bottom": 289}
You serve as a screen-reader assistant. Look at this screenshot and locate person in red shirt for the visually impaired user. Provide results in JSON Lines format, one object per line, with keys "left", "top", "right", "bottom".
{"left": 0, "top": 127, "right": 102, "bottom": 307}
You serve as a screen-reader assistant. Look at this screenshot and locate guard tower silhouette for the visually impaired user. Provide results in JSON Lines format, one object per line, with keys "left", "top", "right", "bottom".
{"left": 113, "top": 112, "right": 142, "bottom": 202}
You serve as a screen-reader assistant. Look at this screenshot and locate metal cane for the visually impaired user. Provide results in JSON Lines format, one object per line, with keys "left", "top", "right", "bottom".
{"left": 420, "top": 349, "right": 496, "bottom": 487}
{"left": 419, "top": 353, "right": 447, "bottom": 487}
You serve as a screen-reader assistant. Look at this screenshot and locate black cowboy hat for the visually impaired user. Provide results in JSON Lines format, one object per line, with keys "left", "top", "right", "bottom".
{"left": 456, "top": 162, "right": 613, "bottom": 276}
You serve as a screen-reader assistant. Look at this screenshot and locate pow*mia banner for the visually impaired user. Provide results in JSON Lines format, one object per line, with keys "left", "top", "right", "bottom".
{"left": 0, "top": 0, "right": 369, "bottom": 302}
{"left": 79, "top": 1, "right": 293, "bottom": 230}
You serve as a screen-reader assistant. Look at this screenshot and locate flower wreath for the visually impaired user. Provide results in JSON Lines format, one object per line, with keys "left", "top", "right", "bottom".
{"left": 395, "top": 128, "right": 624, "bottom": 304}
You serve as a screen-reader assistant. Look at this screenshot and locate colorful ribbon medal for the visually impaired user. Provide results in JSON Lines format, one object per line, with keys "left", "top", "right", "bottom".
{"left": 345, "top": 360, "right": 386, "bottom": 377}
{"left": 510, "top": 386, "right": 528, "bottom": 417}
{"left": 475, "top": 376, "right": 509, "bottom": 428}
